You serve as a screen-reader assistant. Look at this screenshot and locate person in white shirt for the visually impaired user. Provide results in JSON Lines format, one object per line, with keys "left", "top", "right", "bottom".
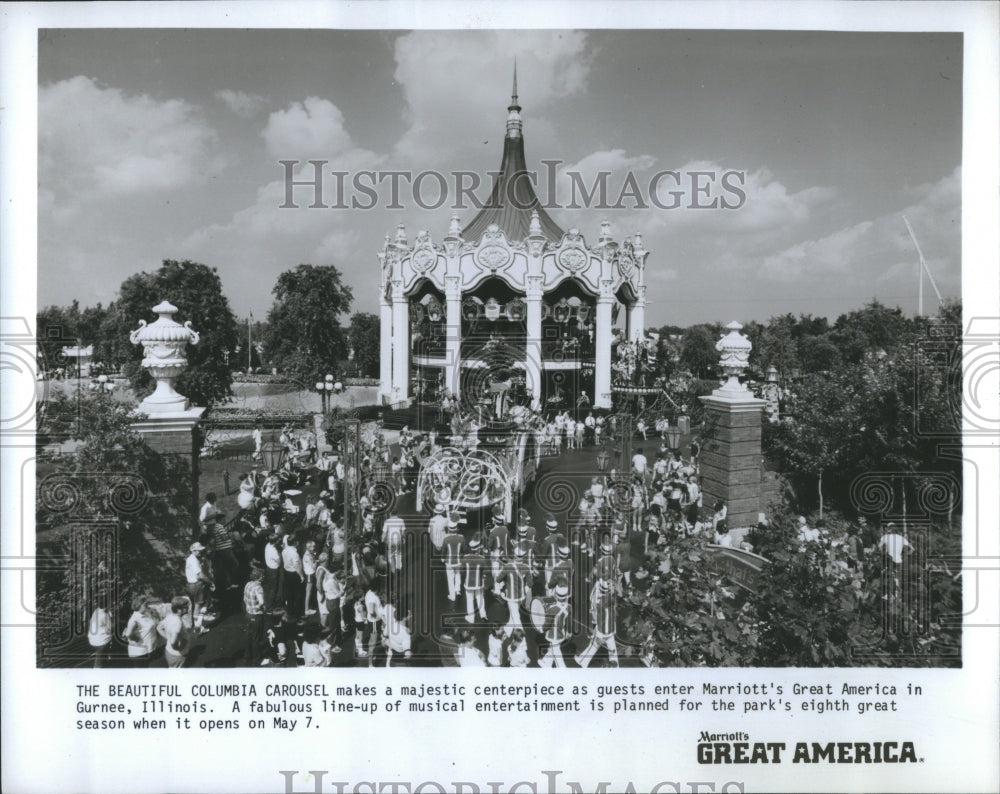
{"left": 631, "top": 451, "right": 648, "bottom": 482}
{"left": 198, "top": 493, "right": 222, "bottom": 531}
{"left": 363, "top": 585, "right": 385, "bottom": 667}
{"left": 184, "top": 542, "right": 213, "bottom": 630}
{"left": 262, "top": 534, "right": 282, "bottom": 611}
{"left": 797, "top": 515, "right": 820, "bottom": 544}
{"left": 382, "top": 511, "right": 406, "bottom": 549}
{"left": 281, "top": 536, "right": 305, "bottom": 619}
{"left": 878, "top": 523, "right": 912, "bottom": 564}
{"left": 427, "top": 503, "right": 449, "bottom": 553}
{"left": 383, "top": 601, "right": 412, "bottom": 667}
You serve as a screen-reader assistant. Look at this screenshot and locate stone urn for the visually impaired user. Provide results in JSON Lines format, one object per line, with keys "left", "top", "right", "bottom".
{"left": 129, "top": 300, "right": 200, "bottom": 412}
{"left": 715, "top": 321, "right": 752, "bottom": 394}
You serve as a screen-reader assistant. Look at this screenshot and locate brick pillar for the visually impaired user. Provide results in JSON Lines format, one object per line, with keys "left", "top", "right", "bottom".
{"left": 131, "top": 407, "right": 206, "bottom": 535}
{"left": 698, "top": 393, "right": 766, "bottom": 531}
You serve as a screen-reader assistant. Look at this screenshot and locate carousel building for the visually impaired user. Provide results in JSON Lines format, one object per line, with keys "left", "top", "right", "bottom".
{"left": 378, "top": 73, "right": 649, "bottom": 412}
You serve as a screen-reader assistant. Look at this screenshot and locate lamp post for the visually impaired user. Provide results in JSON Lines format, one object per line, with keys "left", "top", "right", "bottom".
{"left": 260, "top": 433, "right": 286, "bottom": 473}
{"left": 88, "top": 374, "right": 115, "bottom": 395}
{"left": 665, "top": 425, "right": 681, "bottom": 456}
{"left": 315, "top": 373, "right": 335, "bottom": 414}
{"left": 336, "top": 417, "right": 362, "bottom": 571}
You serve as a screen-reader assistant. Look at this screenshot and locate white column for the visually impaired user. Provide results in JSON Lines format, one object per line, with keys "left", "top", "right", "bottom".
{"left": 628, "top": 300, "right": 646, "bottom": 342}
{"left": 525, "top": 279, "right": 543, "bottom": 406}
{"left": 379, "top": 296, "right": 393, "bottom": 403}
{"left": 445, "top": 277, "right": 461, "bottom": 402}
{"left": 594, "top": 294, "right": 614, "bottom": 409}
{"left": 391, "top": 294, "right": 409, "bottom": 406}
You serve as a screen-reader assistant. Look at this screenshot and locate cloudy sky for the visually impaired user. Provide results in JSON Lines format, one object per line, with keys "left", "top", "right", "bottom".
{"left": 38, "top": 29, "right": 961, "bottom": 327}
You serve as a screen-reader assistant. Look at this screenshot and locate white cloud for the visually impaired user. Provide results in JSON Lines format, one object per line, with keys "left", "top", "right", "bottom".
{"left": 261, "top": 97, "right": 353, "bottom": 159}
{"left": 39, "top": 76, "right": 221, "bottom": 207}
{"left": 392, "top": 30, "right": 592, "bottom": 163}
{"left": 216, "top": 89, "right": 268, "bottom": 118}
{"left": 758, "top": 220, "right": 874, "bottom": 281}
{"left": 756, "top": 167, "right": 960, "bottom": 288}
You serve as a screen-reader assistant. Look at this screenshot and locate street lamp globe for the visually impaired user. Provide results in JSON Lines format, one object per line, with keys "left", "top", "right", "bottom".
{"left": 260, "top": 438, "right": 285, "bottom": 472}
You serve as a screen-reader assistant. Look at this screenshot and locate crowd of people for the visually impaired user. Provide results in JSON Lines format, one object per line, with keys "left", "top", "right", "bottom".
{"left": 87, "top": 398, "right": 915, "bottom": 669}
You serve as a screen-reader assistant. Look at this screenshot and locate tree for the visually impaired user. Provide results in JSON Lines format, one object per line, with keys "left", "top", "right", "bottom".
{"left": 765, "top": 371, "right": 857, "bottom": 519}
{"left": 37, "top": 303, "right": 79, "bottom": 374}
{"left": 797, "top": 334, "right": 841, "bottom": 373}
{"left": 348, "top": 312, "right": 380, "bottom": 379}
{"left": 833, "top": 299, "right": 912, "bottom": 352}
{"left": 263, "top": 264, "right": 354, "bottom": 385}
{"left": 102, "top": 260, "right": 239, "bottom": 408}
{"left": 679, "top": 324, "right": 720, "bottom": 378}
{"left": 618, "top": 531, "right": 757, "bottom": 666}
{"left": 764, "top": 301, "right": 962, "bottom": 519}
{"left": 36, "top": 389, "right": 193, "bottom": 666}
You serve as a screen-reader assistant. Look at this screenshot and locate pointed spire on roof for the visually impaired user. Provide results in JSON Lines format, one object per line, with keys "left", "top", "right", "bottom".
{"left": 506, "top": 60, "right": 522, "bottom": 138}
{"left": 463, "top": 74, "right": 564, "bottom": 244}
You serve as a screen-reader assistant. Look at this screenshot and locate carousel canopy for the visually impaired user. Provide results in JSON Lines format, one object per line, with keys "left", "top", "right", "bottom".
{"left": 462, "top": 69, "right": 564, "bottom": 244}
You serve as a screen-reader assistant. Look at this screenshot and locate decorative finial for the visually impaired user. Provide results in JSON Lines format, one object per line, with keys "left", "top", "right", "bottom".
{"left": 599, "top": 220, "right": 612, "bottom": 243}
{"left": 129, "top": 300, "right": 200, "bottom": 412}
{"left": 448, "top": 215, "right": 461, "bottom": 237}
{"left": 529, "top": 209, "right": 542, "bottom": 237}
{"left": 715, "top": 321, "right": 753, "bottom": 394}
{"left": 506, "top": 60, "right": 522, "bottom": 139}
{"left": 395, "top": 223, "right": 407, "bottom": 246}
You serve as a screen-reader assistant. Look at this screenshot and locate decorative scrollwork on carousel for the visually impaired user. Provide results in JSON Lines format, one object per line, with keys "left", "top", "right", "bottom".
{"left": 475, "top": 224, "right": 513, "bottom": 273}
{"left": 616, "top": 238, "right": 637, "bottom": 280}
{"left": 416, "top": 446, "right": 510, "bottom": 517}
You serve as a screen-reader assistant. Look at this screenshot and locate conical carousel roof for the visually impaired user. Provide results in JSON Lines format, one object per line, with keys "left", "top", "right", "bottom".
{"left": 462, "top": 70, "right": 564, "bottom": 244}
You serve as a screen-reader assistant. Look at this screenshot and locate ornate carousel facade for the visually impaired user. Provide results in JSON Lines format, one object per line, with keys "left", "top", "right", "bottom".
{"left": 377, "top": 74, "right": 649, "bottom": 413}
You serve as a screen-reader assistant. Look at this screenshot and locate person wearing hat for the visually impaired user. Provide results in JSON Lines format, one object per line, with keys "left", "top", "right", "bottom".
{"left": 538, "top": 514, "right": 567, "bottom": 588}
{"left": 427, "top": 503, "right": 449, "bottom": 554}
{"left": 547, "top": 543, "right": 574, "bottom": 597}
{"left": 499, "top": 543, "right": 532, "bottom": 634}
{"left": 575, "top": 577, "right": 619, "bottom": 668}
{"left": 515, "top": 511, "right": 537, "bottom": 569}
{"left": 461, "top": 536, "right": 489, "bottom": 623}
{"left": 184, "top": 542, "right": 214, "bottom": 632}
{"left": 441, "top": 515, "right": 465, "bottom": 602}
{"left": 486, "top": 512, "right": 510, "bottom": 596}
{"left": 537, "top": 582, "right": 572, "bottom": 668}
{"left": 591, "top": 535, "right": 618, "bottom": 587}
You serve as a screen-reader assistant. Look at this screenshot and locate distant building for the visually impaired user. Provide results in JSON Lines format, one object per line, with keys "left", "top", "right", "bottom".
{"left": 61, "top": 344, "right": 94, "bottom": 376}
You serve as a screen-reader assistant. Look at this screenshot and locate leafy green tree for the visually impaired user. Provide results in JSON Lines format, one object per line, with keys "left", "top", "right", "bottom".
{"left": 833, "top": 299, "right": 913, "bottom": 352}
{"left": 348, "top": 312, "right": 380, "bottom": 379}
{"left": 747, "top": 508, "right": 872, "bottom": 666}
{"left": 618, "top": 542, "right": 755, "bottom": 667}
{"left": 36, "top": 389, "right": 193, "bottom": 666}
{"left": 797, "top": 333, "right": 841, "bottom": 373}
{"left": 264, "top": 264, "right": 354, "bottom": 384}
{"left": 679, "top": 324, "right": 720, "bottom": 378}
{"left": 37, "top": 303, "right": 79, "bottom": 374}
{"left": 101, "top": 260, "right": 239, "bottom": 408}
